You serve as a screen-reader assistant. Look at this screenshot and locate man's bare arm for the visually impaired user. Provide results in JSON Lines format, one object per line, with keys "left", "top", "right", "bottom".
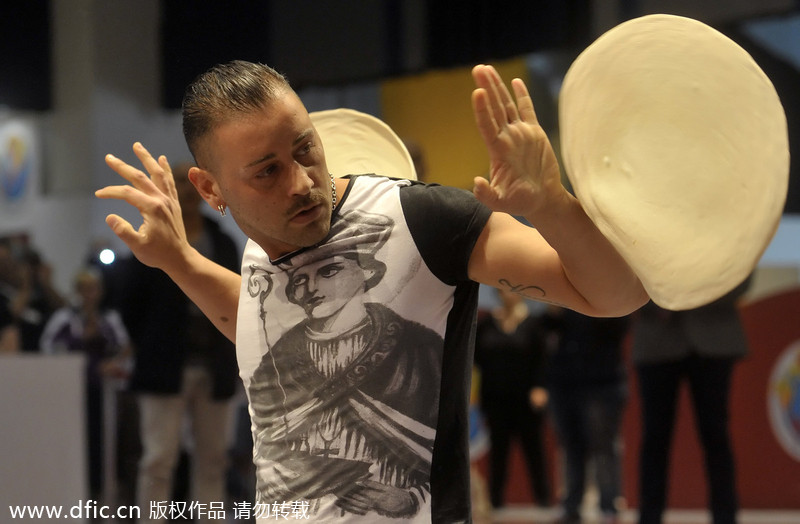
{"left": 469, "top": 210, "right": 647, "bottom": 318}
{"left": 469, "top": 65, "right": 647, "bottom": 316}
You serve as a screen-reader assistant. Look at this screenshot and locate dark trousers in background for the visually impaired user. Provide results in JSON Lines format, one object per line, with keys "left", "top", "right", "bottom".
{"left": 636, "top": 354, "right": 738, "bottom": 524}
{"left": 483, "top": 400, "right": 551, "bottom": 508}
{"left": 549, "top": 381, "right": 627, "bottom": 519}
{"left": 86, "top": 384, "right": 105, "bottom": 497}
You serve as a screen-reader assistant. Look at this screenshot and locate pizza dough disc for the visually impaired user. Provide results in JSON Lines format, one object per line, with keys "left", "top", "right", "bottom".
{"left": 559, "top": 14, "right": 789, "bottom": 310}
{"left": 310, "top": 108, "right": 417, "bottom": 181}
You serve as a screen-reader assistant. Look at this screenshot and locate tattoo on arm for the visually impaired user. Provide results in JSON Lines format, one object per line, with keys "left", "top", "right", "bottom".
{"left": 498, "top": 278, "right": 568, "bottom": 308}
{"left": 498, "top": 278, "right": 545, "bottom": 298}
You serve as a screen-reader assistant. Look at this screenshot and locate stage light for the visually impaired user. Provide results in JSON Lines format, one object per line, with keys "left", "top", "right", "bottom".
{"left": 98, "top": 248, "right": 115, "bottom": 265}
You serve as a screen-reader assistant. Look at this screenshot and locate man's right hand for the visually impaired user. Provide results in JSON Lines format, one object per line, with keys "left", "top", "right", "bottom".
{"left": 96, "top": 142, "right": 193, "bottom": 274}
{"left": 96, "top": 142, "right": 242, "bottom": 343}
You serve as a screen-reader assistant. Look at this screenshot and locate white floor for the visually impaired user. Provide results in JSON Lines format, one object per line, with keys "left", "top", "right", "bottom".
{"left": 492, "top": 506, "right": 800, "bottom": 524}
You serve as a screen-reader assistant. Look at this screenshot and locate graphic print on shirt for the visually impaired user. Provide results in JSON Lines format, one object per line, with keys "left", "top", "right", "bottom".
{"left": 245, "top": 209, "right": 444, "bottom": 519}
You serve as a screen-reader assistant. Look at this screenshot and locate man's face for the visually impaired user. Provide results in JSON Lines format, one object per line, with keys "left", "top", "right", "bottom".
{"left": 288, "top": 255, "right": 370, "bottom": 319}
{"left": 195, "top": 91, "right": 332, "bottom": 259}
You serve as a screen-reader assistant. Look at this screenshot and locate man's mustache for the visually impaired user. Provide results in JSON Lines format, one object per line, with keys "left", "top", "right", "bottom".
{"left": 285, "top": 189, "right": 327, "bottom": 217}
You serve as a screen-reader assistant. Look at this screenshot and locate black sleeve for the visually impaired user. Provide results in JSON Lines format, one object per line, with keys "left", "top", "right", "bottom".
{"left": 400, "top": 182, "right": 492, "bottom": 286}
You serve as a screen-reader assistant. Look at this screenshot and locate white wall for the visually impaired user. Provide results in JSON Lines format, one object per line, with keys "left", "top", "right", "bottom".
{"left": 0, "top": 354, "right": 88, "bottom": 521}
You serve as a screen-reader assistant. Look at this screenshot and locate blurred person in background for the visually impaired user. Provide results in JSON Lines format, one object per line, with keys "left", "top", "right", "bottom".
{"left": 632, "top": 276, "right": 752, "bottom": 524}
{"left": 0, "top": 240, "right": 21, "bottom": 353}
{"left": 474, "top": 287, "right": 551, "bottom": 509}
{"left": 110, "top": 161, "right": 240, "bottom": 523}
{"left": 545, "top": 307, "right": 630, "bottom": 524}
{"left": 40, "top": 266, "right": 131, "bottom": 499}
{"left": 8, "top": 246, "right": 66, "bottom": 351}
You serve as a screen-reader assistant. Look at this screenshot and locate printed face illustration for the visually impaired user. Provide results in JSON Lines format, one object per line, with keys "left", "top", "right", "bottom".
{"left": 243, "top": 208, "right": 443, "bottom": 519}
{"left": 286, "top": 254, "right": 374, "bottom": 320}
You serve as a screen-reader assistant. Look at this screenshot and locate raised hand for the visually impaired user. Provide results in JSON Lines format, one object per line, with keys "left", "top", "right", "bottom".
{"left": 95, "top": 142, "right": 191, "bottom": 273}
{"left": 470, "top": 64, "right": 563, "bottom": 218}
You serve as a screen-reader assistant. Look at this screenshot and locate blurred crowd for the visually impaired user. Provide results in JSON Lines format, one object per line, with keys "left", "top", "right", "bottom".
{"left": 0, "top": 225, "right": 252, "bottom": 521}
{"left": 1, "top": 237, "right": 69, "bottom": 355}
{"left": 1, "top": 232, "right": 749, "bottom": 524}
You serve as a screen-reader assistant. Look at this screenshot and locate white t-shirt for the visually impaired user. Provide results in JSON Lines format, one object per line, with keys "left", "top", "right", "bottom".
{"left": 236, "top": 175, "right": 491, "bottom": 523}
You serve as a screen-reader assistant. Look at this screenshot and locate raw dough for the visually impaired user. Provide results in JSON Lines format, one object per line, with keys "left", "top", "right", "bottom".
{"left": 559, "top": 14, "right": 789, "bottom": 310}
{"left": 310, "top": 108, "right": 417, "bottom": 181}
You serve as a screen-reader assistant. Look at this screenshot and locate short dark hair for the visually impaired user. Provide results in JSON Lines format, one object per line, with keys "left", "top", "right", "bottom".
{"left": 181, "top": 60, "right": 292, "bottom": 165}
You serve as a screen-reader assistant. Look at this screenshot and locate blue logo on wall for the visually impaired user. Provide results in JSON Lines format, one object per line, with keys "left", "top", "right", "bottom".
{"left": 768, "top": 340, "right": 800, "bottom": 462}
{"left": 1, "top": 136, "right": 31, "bottom": 202}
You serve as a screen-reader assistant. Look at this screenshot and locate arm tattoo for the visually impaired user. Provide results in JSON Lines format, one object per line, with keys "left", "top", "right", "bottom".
{"left": 497, "top": 279, "right": 569, "bottom": 308}
{"left": 498, "top": 278, "right": 545, "bottom": 298}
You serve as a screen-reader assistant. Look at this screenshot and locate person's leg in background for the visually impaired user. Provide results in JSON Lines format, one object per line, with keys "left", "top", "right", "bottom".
{"left": 517, "top": 402, "right": 551, "bottom": 506}
{"left": 137, "top": 394, "right": 184, "bottom": 524}
{"left": 636, "top": 360, "right": 684, "bottom": 524}
{"left": 549, "top": 384, "right": 587, "bottom": 523}
{"left": 484, "top": 402, "right": 514, "bottom": 508}
{"left": 86, "top": 383, "right": 105, "bottom": 499}
{"left": 185, "top": 366, "right": 231, "bottom": 521}
{"left": 586, "top": 381, "right": 628, "bottom": 523}
{"left": 686, "top": 354, "right": 739, "bottom": 524}
{"left": 115, "top": 389, "right": 141, "bottom": 509}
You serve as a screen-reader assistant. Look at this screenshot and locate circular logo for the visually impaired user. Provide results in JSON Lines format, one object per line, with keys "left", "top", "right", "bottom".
{"left": 767, "top": 340, "right": 800, "bottom": 461}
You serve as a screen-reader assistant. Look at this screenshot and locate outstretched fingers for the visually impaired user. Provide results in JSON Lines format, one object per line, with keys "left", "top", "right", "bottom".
{"left": 103, "top": 151, "right": 157, "bottom": 196}
{"left": 471, "top": 65, "right": 552, "bottom": 214}
{"left": 98, "top": 142, "right": 183, "bottom": 214}
{"left": 132, "top": 142, "right": 178, "bottom": 201}
{"left": 101, "top": 142, "right": 176, "bottom": 200}
{"left": 472, "top": 65, "right": 523, "bottom": 125}
{"left": 97, "top": 145, "right": 166, "bottom": 237}
{"left": 471, "top": 88, "right": 498, "bottom": 146}
{"left": 472, "top": 65, "right": 505, "bottom": 133}
{"left": 488, "top": 66, "right": 520, "bottom": 124}
{"left": 511, "top": 78, "right": 538, "bottom": 124}
{"left": 96, "top": 143, "right": 193, "bottom": 272}
{"left": 94, "top": 181, "right": 151, "bottom": 211}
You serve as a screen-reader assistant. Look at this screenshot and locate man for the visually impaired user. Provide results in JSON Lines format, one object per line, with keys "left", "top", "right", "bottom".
{"left": 97, "top": 61, "right": 647, "bottom": 522}
{"left": 474, "top": 288, "right": 551, "bottom": 509}
{"left": 632, "top": 276, "right": 752, "bottom": 524}
{"left": 545, "top": 307, "right": 630, "bottom": 524}
{"left": 109, "top": 163, "right": 240, "bottom": 523}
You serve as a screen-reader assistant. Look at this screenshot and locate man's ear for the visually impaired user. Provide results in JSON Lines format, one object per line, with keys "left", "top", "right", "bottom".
{"left": 188, "top": 166, "right": 224, "bottom": 210}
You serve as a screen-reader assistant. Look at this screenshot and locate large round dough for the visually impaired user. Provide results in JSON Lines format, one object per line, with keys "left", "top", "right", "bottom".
{"left": 559, "top": 14, "right": 789, "bottom": 310}
{"left": 310, "top": 108, "right": 417, "bottom": 181}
